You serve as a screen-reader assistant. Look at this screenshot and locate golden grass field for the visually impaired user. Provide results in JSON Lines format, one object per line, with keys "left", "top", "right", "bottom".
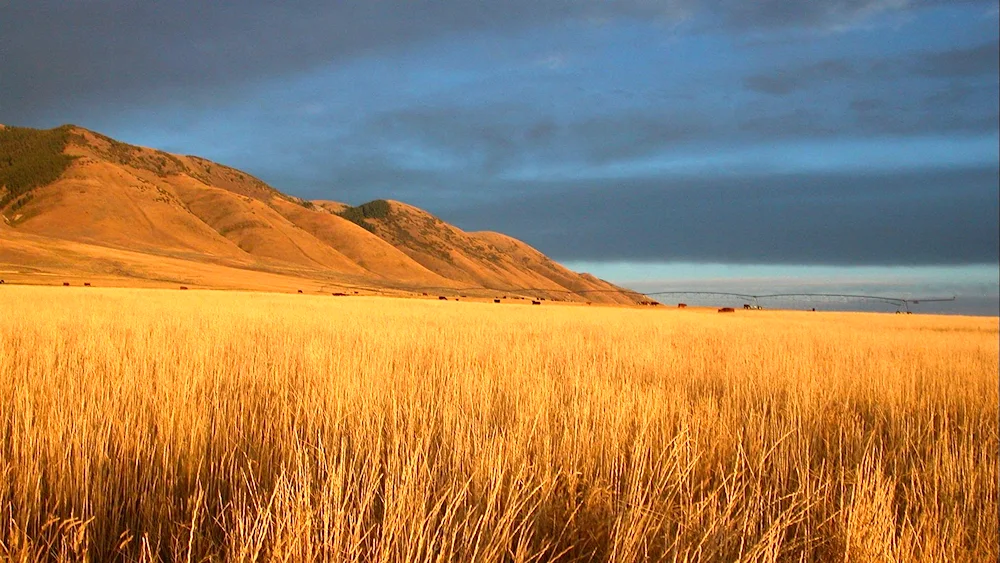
{"left": 0, "top": 286, "right": 996, "bottom": 561}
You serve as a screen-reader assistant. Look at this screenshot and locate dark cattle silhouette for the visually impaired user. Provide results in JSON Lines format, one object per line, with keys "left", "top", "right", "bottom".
{"left": 63, "top": 282, "right": 70, "bottom": 286}
{"left": 718, "top": 307, "right": 735, "bottom": 313}
{"left": 439, "top": 296, "right": 447, "bottom": 300}
{"left": 353, "top": 291, "right": 359, "bottom": 294}
{"left": 422, "top": 292, "right": 428, "bottom": 296}
{"left": 532, "top": 300, "right": 541, "bottom": 305}
{"left": 744, "top": 304, "right": 751, "bottom": 310}
{"left": 297, "top": 289, "right": 303, "bottom": 294}
{"left": 494, "top": 299, "right": 501, "bottom": 303}
{"left": 332, "top": 292, "right": 347, "bottom": 296}
{"left": 0, "top": 280, "right": 5, "bottom": 284}
{"left": 84, "top": 283, "right": 91, "bottom": 287}
{"left": 179, "top": 286, "right": 188, "bottom": 290}
{"left": 677, "top": 303, "right": 687, "bottom": 308}
{"left": 460, "top": 295, "right": 467, "bottom": 298}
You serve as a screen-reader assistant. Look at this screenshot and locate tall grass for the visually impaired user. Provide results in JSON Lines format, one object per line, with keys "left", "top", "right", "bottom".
{"left": 0, "top": 287, "right": 996, "bottom": 561}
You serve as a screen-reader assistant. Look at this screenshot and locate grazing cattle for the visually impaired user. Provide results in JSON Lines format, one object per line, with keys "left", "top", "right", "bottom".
{"left": 422, "top": 292, "right": 428, "bottom": 296}
{"left": 718, "top": 307, "right": 735, "bottom": 313}
{"left": 677, "top": 303, "right": 687, "bottom": 308}
{"left": 532, "top": 300, "right": 541, "bottom": 305}
{"left": 439, "top": 296, "right": 447, "bottom": 300}
{"left": 297, "top": 289, "right": 303, "bottom": 294}
{"left": 179, "top": 286, "right": 188, "bottom": 290}
{"left": 744, "top": 304, "right": 751, "bottom": 310}
{"left": 811, "top": 308, "right": 816, "bottom": 312}
{"left": 84, "top": 282, "right": 91, "bottom": 287}
{"left": 332, "top": 292, "right": 347, "bottom": 296}
{"left": 63, "top": 282, "right": 70, "bottom": 286}
{"left": 353, "top": 291, "right": 359, "bottom": 294}
{"left": 0, "top": 279, "right": 5, "bottom": 284}
{"left": 494, "top": 299, "right": 501, "bottom": 303}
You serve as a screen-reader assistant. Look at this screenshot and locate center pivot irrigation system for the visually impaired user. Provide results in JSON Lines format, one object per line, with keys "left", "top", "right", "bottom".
{"left": 320, "top": 281, "right": 956, "bottom": 313}
{"left": 637, "top": 291, "right": 957, "bottom": 313}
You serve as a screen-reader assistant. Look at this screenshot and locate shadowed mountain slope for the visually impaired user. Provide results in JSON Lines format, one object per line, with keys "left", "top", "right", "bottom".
{"left": 0, "top": 124, "right": 640, "bottom": 302}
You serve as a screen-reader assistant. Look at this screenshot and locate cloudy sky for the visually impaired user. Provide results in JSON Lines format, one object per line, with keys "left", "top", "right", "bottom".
{"left": 2, "top": 1, "right": 998, "bottom": 313}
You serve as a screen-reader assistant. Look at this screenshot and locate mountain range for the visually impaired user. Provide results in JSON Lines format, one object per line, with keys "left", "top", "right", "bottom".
{"left": 0, "top": 124, "right": 640, "bottom": 304}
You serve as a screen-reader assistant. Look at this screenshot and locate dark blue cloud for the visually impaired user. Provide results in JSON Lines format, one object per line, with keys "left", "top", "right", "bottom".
{"left": 0, "top": 0, "right": 685, "bottom": 122}
{"left": 442, "top": 166, "right": 1000, "bottom": 265}
{"left": 743, "top": 39, "right": 1000, "bottom": 97}
{"left": 743, "top": 60, "right": 858, "bottom": 95}
{"left": 914, "top": 39, "right": 1000, "bottom": 77}
{"left": 3, "top": 1, "right": 995, "bottom": 123}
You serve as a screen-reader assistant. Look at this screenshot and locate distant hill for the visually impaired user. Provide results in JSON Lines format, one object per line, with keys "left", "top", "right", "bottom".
{"left": 0, "top": 124, "right": 641, "bottom": 302}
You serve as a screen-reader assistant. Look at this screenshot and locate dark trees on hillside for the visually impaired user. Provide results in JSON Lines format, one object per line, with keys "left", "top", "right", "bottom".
{"left": 0, "top": 125, "right": 75, "bottom": 210}
{"left": 337, "top": 199, "right": 390, "bottom": 232}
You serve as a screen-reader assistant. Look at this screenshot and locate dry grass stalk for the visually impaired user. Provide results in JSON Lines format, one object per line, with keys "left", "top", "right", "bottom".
{"left": 0, "top": 287, "right": 996, "bottom": 561}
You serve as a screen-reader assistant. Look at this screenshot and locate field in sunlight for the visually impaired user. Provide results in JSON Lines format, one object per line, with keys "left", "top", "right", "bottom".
{"left": 1, "top": 286, "right": 996, "bottom": 561}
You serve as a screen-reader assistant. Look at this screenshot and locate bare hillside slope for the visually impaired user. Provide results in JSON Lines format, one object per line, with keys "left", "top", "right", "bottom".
{"left": 0, "top": 124, "right": 641, "bottom": 302}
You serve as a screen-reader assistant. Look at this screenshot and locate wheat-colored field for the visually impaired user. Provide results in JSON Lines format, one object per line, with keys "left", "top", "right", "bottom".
{"left": 0, "top": 286, "right": 996, "bottom": 562}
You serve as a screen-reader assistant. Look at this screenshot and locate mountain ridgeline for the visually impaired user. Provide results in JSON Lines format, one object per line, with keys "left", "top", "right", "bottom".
{"left": 0, "top": 124, "right": 640, "bottom": 303}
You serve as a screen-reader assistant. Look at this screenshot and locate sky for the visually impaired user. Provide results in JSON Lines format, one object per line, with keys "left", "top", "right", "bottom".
{"left": 2, "top": 1, "right": 998, "bottom": 314}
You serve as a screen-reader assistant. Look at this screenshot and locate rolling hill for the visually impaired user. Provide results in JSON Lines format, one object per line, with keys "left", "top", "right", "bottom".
{"left": 0, "top": 124, "right": 642, "bottom": 303}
